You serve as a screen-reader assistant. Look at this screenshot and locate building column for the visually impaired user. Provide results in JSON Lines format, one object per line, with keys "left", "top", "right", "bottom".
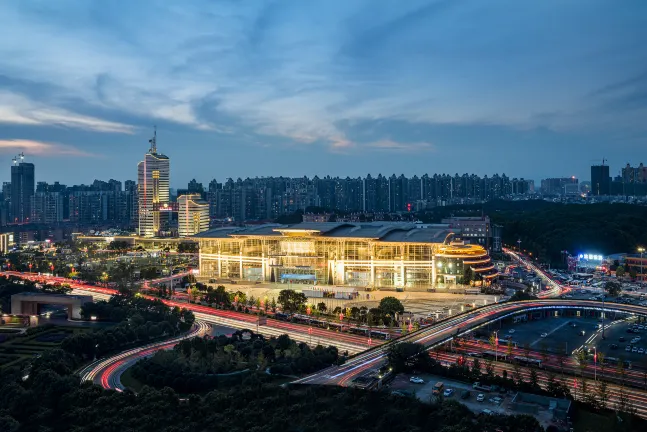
{"left": 432, "top": 257, "right": 437, "bottom": 287}
{"left": 239, "top": 252, "right": 243, "bottom": 279}
{"left": 261, "top": 254, "right": 266, "bottom": 282}
{"left": 370, "top": 256, "right": 375, "bottom": 287}
{"left": 217, "top": 254, "right": 222, "bottom": 277}
{"left": 400, "top": 257, "right": 405, "bottom": 288}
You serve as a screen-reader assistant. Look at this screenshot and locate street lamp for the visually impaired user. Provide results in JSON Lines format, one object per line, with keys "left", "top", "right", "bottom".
{"left": 593, "top": 347, "right": 597, "bottom": 381}
{"left": 638, "top": 247, "right": 645, "bottom": 284}
{"left": 493, "top": 331, "right": 499, "bottom": 362}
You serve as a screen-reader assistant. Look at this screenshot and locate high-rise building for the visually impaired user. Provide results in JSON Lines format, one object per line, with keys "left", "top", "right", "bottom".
{"left": 31, "top": 191, "right": 64, "bottom": 223}
{"left": 137, "top": 130, "right": 170, "bottom": 237}
{"left": 10, "top": 154, "right": 35, "bottom": 223}
{"left": 178, "top": 194, "right": 209, "bottom": 237}
{"left": 591, "top": 164, "right": 610, "bottom": 196}
{"left": 540, "top": 177, "right": 578, "bottom": 195}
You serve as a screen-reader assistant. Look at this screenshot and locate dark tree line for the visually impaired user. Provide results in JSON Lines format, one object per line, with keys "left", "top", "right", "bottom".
{"left": 61, "top": 295, "right": 195, "bottom": 359}
{"left": 132, "top": 331, "right": 340, "bottom": 393}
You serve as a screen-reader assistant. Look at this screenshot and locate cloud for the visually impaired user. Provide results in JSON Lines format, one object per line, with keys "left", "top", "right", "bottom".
{"left": 0, "top": 139, "right": 98, "bottom": 157}
{"left": 0, "top": 91, "right": 135, "bottom": 133}
{"left": 0, "top": 0, "right": 646, "bottom": 155}
{"left": 366, "top": 139, "right": 434, "bottom": 152}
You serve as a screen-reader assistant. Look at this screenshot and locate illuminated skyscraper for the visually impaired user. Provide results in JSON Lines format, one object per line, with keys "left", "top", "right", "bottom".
{"left": 10, "top": 153, "right": 35, "bottom": 224}
{"left": 137, "top": 129, "right": 170, "bottom": 237}
{"left": 178, "top": 194, "right": 209, "bottom": 237}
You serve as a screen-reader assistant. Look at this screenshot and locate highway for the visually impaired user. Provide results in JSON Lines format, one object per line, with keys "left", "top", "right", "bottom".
{"left": 2, "top": 271, "right": 372, "bottom": 354}
{"left": 78, "top": 320, "right": 212, "bottom": 390}
{"left": 293, "top": 299, "right": 647, "bottom": 386}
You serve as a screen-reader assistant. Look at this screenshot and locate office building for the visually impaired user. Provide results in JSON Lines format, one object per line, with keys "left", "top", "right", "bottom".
{"left": 442, "top": 216, "right": 492, "bottom": 250}
{"left": 0, "top": 232, "right": 13, "bottom": 254}
{"left": 196, "top": 222, "right": 497, "bottom": 289}
{"left": 178, "top": 194, "right": 209, "bottom": 237}
{"left": 10, "top": 154, "right": 35, "bottom": 223}
{"left": 31, "top": 191, "right": 64, "bottom": 223}
{"left": 137, "top": 130, "right": 170, "bottom": 237}
{"left": 540, "top": 177, "right": 578, "bottom": 195}
{"left": 591, "top": 164, "right": 610, "bottom": 196}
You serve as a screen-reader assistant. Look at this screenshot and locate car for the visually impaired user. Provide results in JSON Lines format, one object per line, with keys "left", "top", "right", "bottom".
{"left": 626, "top": 345, "right": 632, "bottom": 351}
{"left": 632, "top": 347, "right": 638, "bottom": 353}
{"left": 619, "top": 337, "right": 626, "bottom": 342}
{"left": 610, "top": 344, "right": 619, "bottom": 349}
{"left": 443, "top": 389, "right": 454, "bottom": 397}
{"left": 409, "top": 377, "right": 424, "bottom": 384}
{"left": 476, "top": 393, "right": 485, "bottom": 402}
{"left": 508, "top": 329, "right": 515, "bottom": 334}
{"left": 481, "top": 409, "right": 494, "bottom": 415}
{"left": 636, "top": 336, "right": 642, "bottom": 341}
{"left": 540, "top": 333, "right": 548, "bottom": 338}
{"left": 639, "top": 348, "right": 645, "bottom": 354}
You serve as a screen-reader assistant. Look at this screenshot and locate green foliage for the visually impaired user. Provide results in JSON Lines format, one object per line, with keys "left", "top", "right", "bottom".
{"left": 277, "top": 289, "right": 307, "bottom": 313}
{"left": 63, "top": 295, "right": 195, "bottom": 359}
{"left": 132, "top": 331, "right": 339, "bottom": 393}
{"left": 378, "top": 296, "right": 405, "bottom": 316}
{"left": 604, "top": 281, "right": 622, "bottom": 297}
{"left": 616, "top": 266, "right": 626, "bottom": 278}
{"left": 107, "top": 240, "right": 130, "bottom": 252}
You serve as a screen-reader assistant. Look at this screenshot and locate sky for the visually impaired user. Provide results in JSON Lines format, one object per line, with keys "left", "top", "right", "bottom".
{"left": 1, "top": 0, "right": 646, "bottom": 187}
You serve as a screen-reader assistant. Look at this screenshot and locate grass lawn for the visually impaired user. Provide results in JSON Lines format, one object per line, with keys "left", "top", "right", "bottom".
{"left": 120, "top": 367, "right": 145, "bottom": 392}
{"left": 0, "top": 326, "right": 93, "bottom": 369}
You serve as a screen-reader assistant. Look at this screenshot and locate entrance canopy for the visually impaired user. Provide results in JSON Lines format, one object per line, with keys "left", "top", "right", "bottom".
{"left": 281, "top": 274, "right": 316, "bottom": 281}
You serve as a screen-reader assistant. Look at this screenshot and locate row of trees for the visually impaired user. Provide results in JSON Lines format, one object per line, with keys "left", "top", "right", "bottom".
{"left": 388, "top": 341, "right": 645, "bottom": 428}
{"left": 0, "top": 347, "right": 551, "bottom": 432}
{"left": 61, "top": 295, "right": 195, "bottom": 359}
{"left": 131, "top": 331, "right": 340, "bottom": 393}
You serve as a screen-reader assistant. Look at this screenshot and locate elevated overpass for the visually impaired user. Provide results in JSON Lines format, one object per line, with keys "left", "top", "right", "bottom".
{"left": 295, "top": 299, "right": 647, "bottom": 385}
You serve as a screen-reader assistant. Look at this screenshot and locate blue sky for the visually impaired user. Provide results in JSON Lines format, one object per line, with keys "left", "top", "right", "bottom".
{"left": 1, "top": 0, "right": 646, "bottom": 187}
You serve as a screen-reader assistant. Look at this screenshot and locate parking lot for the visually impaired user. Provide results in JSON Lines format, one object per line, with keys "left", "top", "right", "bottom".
{"left": 495, "top": 316, "right": 601, "bottom": 354}
{"left": 387, "top": 373, "right": 507, "bottom": 414}
{"left": 588, "top": 318, "right": 647, "bottom": 366}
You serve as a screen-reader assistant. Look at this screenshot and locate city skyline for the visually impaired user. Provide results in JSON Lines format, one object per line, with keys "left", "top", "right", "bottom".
{"left": 1, "top": 1, "right": 647, "bottom": 185}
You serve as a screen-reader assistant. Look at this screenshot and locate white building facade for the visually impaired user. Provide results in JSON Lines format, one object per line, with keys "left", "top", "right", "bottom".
{"left": 178, "top": 194, "right": 209, "bottom": 237}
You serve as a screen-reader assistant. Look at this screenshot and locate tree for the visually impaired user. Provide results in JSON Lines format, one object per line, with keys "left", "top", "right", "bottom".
{"left": 529, "top": 368, "right": 539, "bottom": 389}
{"left": 316, "top": 302, "right": 327, "bottom": 313}
{"left": 596, "top": 381, "right": 609, "bottom": 410}
{"left": 471, "top": 358, "right": 482, "bottom": 379}
{"left": 512, "top": 362, "right": 522, "bottom": 385}
{"left": 484, "top": 359, "right": 494, "bottom": 377}
{"left": 277, "top": 290, "right": 307, "bottom": 313}
{"left": 378, "top": 296, "right": 404, "bottom": 317}
{"left": 629, "top": 267, "right": 638, "bottom": 280}
{"left": 506, "top": 340, "right": 514, "bottom": 359}
{"left": 616, "top": 265, "right": 626, "bottom": 278}
{"left": 604, "top": 280, "right": 622, "bottom": 297}
{"left": 597, "top": 351, "right": 605, "bottom": 378}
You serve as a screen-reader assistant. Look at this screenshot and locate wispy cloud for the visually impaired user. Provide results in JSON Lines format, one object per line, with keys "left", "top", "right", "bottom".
{"left": 0, "top": 91, "right": 135, "bottom": 134}
{"left": 0, "top": 139, "right": 98, "bottom": 157}
{"left": 366, "top": 139, "right": 434, "bottom": 152}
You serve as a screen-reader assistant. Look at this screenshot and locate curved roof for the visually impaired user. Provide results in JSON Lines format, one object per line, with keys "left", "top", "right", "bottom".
{"left": 194, "top": 222, "right": 457, "bottom": 244}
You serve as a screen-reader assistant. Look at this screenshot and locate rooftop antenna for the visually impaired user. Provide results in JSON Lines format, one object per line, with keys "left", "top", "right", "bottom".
{"left": 12, "top": 156, "right": 17, "bottom": 165}
{"left": 148, "top": 126, "right": 157, "bottom": 153}
{"left": 19, "top": 152, "right": 24, "bottom": 161}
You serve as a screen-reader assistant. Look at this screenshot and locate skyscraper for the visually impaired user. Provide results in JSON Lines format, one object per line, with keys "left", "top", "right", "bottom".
{"left": 591, "top": 164, "right": 610, "bottom": 196}
{"left": 137, "top": 129, "right": 170, "bottom": 237}
{"left": 178, "top": 194, "right": 209, "bottom": 237}
{"left": 10, "top": 153, "right": 35, "bottom": 223}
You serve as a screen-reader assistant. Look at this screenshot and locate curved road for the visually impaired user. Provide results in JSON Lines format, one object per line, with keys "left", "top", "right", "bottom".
{"left": 294, "top": 299, "right": 647, "bottom": 386}
{"left": 79, "top": 320, "right": 211, "bottom": 390}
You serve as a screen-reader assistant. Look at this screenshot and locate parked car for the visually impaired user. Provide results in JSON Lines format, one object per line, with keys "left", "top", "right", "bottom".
{"left": 632, "top": 347, "right": 638, "bottom": 353}
{"left": 639, "top": 348, "right": 645, "bottom": 354}
{"left": 410, "top": 377, "right": 424, "bottom": 384}
{"left": 443, "top": 388, "right": 454, "bottom": 397}
{"left": 508, "top": 329, "right": 515, "bottom": 334}
{"left": 610, "top": 344, "right": 619, "bottom": 349}
{"left": 476, "top": 393, "right": 485, "bottom": 402}
{"left": 540, "top": 333, "right": 548, "bottom": 338}
{"left": 619, "top": 337, "right": 626, "bottom": 342}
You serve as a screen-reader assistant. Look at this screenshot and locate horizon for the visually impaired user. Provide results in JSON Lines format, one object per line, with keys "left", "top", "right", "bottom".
{"left": 1, "top": 1, "right": 646, "bottom": 186}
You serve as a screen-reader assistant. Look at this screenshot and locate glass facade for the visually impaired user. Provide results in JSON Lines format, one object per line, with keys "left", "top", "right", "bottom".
{"left": 198, "top": 228, "right": 497, "bottom": 289}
